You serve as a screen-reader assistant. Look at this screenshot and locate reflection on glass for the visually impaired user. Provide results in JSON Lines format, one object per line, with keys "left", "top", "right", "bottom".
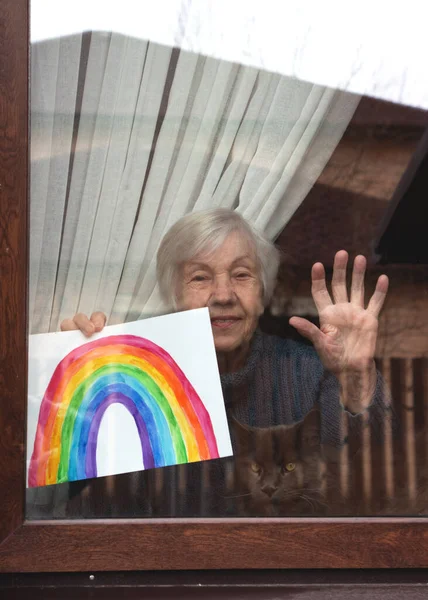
{"left": 27, "top": 28, "right": 428, "bottom": 520}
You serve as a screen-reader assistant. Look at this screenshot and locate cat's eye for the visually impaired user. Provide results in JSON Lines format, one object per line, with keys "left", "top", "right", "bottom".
{"left": 250, "top": 462, "right": 261, "bottom": 473}
{"left": 284, "top": 462, "right": 296, "bottom": 472}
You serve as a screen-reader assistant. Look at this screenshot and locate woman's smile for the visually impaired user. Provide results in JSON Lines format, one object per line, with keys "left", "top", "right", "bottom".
{"left": 210, "top": 316, "right": 242, "bottom": 329}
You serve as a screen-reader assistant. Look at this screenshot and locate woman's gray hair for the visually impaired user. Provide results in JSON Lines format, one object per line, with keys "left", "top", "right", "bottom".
{"left": 156, "top": 208, "right": 281, "bottom": 309}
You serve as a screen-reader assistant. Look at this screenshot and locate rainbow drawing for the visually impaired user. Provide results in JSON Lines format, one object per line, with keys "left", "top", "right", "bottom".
{"left": 28, "top": 334, "right": 219, "bottom": 487}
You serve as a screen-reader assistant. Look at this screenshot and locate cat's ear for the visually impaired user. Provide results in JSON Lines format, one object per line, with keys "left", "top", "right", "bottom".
{"left": 298, "top": 408, "right": 321, "bottom": 453}
{"left": 229, "top": 416, "right": 253, "bottom": 453}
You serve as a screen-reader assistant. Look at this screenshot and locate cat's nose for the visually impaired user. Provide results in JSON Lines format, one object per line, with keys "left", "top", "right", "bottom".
{"left": 261, "top": 484, "right": 277, "bottom": 498}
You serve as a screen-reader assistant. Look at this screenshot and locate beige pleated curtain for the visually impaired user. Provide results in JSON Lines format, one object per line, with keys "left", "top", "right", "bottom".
{"left": 30, "top": 31, "right": 360, "bottom": 334}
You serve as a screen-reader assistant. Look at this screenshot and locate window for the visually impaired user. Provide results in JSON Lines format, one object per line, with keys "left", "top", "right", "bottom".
{"left": 2, "top": 0, "right": 428, "bottom": 575}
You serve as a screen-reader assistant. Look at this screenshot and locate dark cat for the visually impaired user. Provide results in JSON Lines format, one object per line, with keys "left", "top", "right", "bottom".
{"left": 231, "top": 407, "right": 428, "bottom": 517}
{"left": 230, "top": 408, "right": 334, "bottom": 516}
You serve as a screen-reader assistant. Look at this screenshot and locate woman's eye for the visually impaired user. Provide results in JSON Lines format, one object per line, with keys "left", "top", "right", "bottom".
{"left": 250, "top": 462, "right": 261, "bottom": 474}
{"left": 234, "top": 272, "right": 250, "bottom": 279}
{"left": 191, "top": 275, "right": 208, "bottom": 282}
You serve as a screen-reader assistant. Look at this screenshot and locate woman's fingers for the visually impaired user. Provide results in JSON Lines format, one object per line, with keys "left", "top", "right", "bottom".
{"left": 331, "top": 250, "right": 349, "bottom": 304}
{"left": 350, "top": 254, "right": 366, "bottom": 307}
{"left": 60, "top": 312, "right": 107, "bottom": 336}
{"left": 90, "top": 311, "right": 107, "bottom": 331}
{"left": 311, "top": 262, "right": 333, "bottom": 313}
{"left": 72, "top": 313, "right": 96, "bottom": 336}
{"left": 316, "top": 251, "right": 386, "bottom": 314}
{"left": 367, "top": 274, "right": 389, "bottom": 317}
{"left": 289, "top": 316, "right": 323, "bottom": 347}
{"left": 60, "top": 318, "right": 80, "bottom": 332}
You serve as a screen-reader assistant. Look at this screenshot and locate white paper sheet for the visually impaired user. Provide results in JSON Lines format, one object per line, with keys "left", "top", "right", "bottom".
{"left": 27, "top": 308, "right": 232, "bottom": 487}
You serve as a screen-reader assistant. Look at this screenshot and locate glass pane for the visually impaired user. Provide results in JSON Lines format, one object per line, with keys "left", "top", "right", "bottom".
{"left": 26, "top": 5, "right": 428, "bottom": 520}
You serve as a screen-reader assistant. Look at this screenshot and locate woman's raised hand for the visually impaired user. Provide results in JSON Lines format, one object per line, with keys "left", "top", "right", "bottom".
{"left": 289, "top": 251, "right": 389, "bottom": 412}
{"left": 289, "top": 250, "right": 388, "bottom": 374}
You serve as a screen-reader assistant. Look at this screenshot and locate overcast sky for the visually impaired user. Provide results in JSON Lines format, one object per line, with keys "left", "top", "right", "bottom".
{"left": 31, "top": 0, "right": 428, "bottom": 109}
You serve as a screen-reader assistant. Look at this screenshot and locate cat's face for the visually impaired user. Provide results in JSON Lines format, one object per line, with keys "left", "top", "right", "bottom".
{"left": 231, "top": 409, "right": 324, "bottom": 516}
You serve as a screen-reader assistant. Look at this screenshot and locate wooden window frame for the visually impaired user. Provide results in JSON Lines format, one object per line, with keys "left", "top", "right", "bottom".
{"left": 1, "top": 0, "right": 428, "bottom": 574}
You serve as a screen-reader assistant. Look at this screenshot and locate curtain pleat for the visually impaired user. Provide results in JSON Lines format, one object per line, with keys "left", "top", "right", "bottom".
{"left": 30, "top": 38, "right": 60, "bottom": 329}
{"left": 30, "top": 32, "right": 360, "bottom": 332}
{"left": 77, "top": 40, "right": 173, "bottom": 321}
{"left": 193, "top": 65, "right": 260, "bottom": 211}
{"left": 241, "top": 83, "right": 337, "bottom": 235}
{"left": 30, "top": 35, "right": 83, "bottom": 334}
{"left": 107, "top": 49, "right": 201, "bottom": 324}
{"left": 48, "top": 32, "right": 112, "bottom": 331}
{"left": 209, "top": 72, "right": 280, "bottom": 208}
{"left": 258, "top": 89, "right": 360, "bottom": 240}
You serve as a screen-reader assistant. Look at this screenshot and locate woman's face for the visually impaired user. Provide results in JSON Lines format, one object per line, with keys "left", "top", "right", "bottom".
{"left": 178, "top": 232, "right": 264, "bottom": 356}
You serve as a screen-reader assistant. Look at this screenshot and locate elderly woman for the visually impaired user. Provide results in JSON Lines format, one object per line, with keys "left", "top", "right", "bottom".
{"left": 63, "top": 208, "right": 389, "bottom": 444}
